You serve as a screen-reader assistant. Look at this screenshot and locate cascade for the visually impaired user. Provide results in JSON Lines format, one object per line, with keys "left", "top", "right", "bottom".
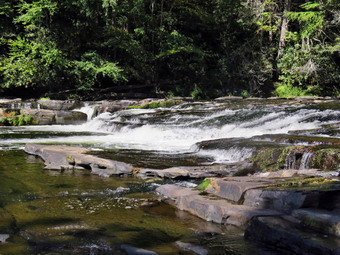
{"left": 299, "top": 151, "right": 314, "bottom": 170}
{"left": 74, "top": 103, "right": 99, "bottom": 121}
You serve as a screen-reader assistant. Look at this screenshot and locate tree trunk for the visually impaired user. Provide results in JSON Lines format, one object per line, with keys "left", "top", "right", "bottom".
{"left": 277, "top": 0, "right": 291, "bottom": 58}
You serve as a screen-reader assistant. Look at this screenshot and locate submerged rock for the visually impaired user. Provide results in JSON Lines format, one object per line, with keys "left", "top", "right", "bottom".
{"left": 245, "top": 216, "right": 340, "bottom": 255}
{"left": 24, "top": 144, "right": 133, "bottom": 177}
{"left": 120, "top": 244, "right": 158, "bottom": 255}
{"left": 175, "top": 241, "right": 208, "bottom": 255}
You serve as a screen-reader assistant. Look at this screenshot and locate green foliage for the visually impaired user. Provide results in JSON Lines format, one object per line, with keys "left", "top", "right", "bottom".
{"left": 241, "top": 90, "right": 250, "bottom": 98}
{"left": 0, "top": 114, "right": 37, "bottom": 126}
{"left": 128, "top": 100, "right": 181, "bottom": 109}
{"left": 275, "top": 85, "right": 309, "bottom": 97}
{"left": 196, "top": 179, "right": 211, "bottom": 191}
{"left": 0, "top": 0, "right": 338, "bottom": 99}
{"left": 0, "top": 37, "right": 67, "bottom": 89}
{"left": 286, "top": 2, "right": 325, "bottom": 39}
{"left": 72, "top": 52, "right": 126, "bottom": 91}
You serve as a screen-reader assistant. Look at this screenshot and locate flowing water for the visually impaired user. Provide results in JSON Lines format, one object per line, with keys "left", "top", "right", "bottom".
{"left": 1, "top": 99, "right": 340, "bottom": 254}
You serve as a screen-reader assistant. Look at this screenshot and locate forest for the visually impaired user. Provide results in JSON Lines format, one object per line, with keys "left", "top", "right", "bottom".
{"left": 0, "top": 0, "right": 339, "bottom": 100}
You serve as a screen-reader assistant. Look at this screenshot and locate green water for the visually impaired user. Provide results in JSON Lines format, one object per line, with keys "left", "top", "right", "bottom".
{"left": 0, "top": 150, "right": 269, "bottom": 255}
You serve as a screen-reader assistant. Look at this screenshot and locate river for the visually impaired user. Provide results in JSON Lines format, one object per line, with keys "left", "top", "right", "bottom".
{"left": 1, "top": 98, "right": 340, "bottom": 254}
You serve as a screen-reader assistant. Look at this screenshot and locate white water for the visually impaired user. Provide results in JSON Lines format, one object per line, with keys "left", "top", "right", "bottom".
{"left": 1, "top": 102, "right": 340, "bottom": 163}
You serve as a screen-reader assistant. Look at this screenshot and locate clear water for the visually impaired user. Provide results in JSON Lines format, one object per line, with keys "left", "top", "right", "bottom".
{"left": 0, "top": 150, "right": 273, "bottom": 255}
{"left": 1, "top": 100, "right": 340, "bottom": 254}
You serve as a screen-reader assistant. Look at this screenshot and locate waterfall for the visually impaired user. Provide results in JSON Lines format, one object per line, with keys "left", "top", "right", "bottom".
{"left": 197, "top": 147, "right": 254, "bottom": 164}
{"left": 285, "top": 152, "right": 297, "bottom": 169}
{"left": 2, "top": 100, "right": 340, "bottom": 152}
{"left": 299, "top": 151, "right": 314, "bottom": 170}
{"left": 74, "top": 103, "right": 99, "bottom": 121}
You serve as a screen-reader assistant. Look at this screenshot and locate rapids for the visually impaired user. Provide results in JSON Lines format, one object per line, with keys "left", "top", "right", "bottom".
{"left": 1, "top": 100, "right": 340, "bottom": 164}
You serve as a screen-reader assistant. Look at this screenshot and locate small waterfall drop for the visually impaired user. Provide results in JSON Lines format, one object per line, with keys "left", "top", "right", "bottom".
{"left": 299, "top": 151, "right": 314, "bottom": 170}
{"left": 74, "top": 103, "right": 99, "bottom": 121}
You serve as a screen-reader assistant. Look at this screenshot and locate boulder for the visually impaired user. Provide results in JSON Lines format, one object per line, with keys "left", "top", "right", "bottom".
{"left": 120, "top": 244, "right": 158, "bottom": 255}
{"left": 206, "top": 177, "right": 276, "bottom": 203}
{"left": 24, "top": 144, "right": 133, "bottom": 177}
{"left": 245, "top": 216, "right": 340, "bottom": 255}
{"left": 292, "top": 209, "right": 340, "bottom": 237}
{"left": 55, "top": 111, "right": 87, "bottom": 124}
{"left": 138, "top": 162, "right": 253, "bottom": 179}
{"left": 20, "top": 109, "right": 87, "bottom": 125}
{"left": 156, "top": 185, "right": 280, "bottom": 228}
{"left": 0, "top": 98, "right": 21, "bottom": 108}
{"left": 215, "top": 96, "right": 243, "bottom": 101}
{"left": 21, "top": 109, "right": 56, "bottom": 125}
{"left": 98, "top": 100, "right": 138, "bottom": 113}
{"left": 175, "top": 241, "right": 208, "bottom": 255}
{"left": 243, "top": 189, "right": 320, "bottom": 213}
{"left": 37, "top": 100, "right": 82, "bottom": 111}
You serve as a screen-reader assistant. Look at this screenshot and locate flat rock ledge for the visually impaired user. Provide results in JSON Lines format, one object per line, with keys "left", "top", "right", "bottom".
{"left": 24, "top": 144, "right": 133, "bottom": 177}
{"left": 156, "top": 184, "right": 281, "bottom": 228}
{"left": 156, "top": 177, "right": 340, "bottom": 255}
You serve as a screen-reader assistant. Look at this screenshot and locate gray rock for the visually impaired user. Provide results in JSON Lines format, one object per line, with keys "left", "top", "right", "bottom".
{"left": 37, "top": 100, "right": 82, "bottom": 110}
{"left": 55, "top": 111, "right": 87, "bottom": 124}
{"left": 99, "top": 100, "right": 138, "bottom": 113}
{"left": 215, "top": 96, "right": 243, "bottom": 101}
{"left": 24, "top": 144, "right": 133, "bottom": 177}
{"left": 21, "top": 109, "right": 56, "bottom": 125}
{"left": 243, "top": 189, "right": 320, "bottom": 213}
{"left": 20, "top": 109, "right": 87, "bottom": 125}
{"left": 0, "top": 98, "right": 22, "bottom": 109}
{"left": 156, "top": 185, "right": 280, "bottom": 228}
{"left": 138, "top": 163, "right": 252, "bottom": 179}
{"left": 292, "top": 208, "right": 340, "bottom": 237}
{"left": 120, "top": 244, "right": 158, "bottom": 255}
{"left": 175, "top": 241, "right": 208, "bottom": 255}
{"left": 206, "top": 177, "right": 276, "bottom": 203}
{"left": 245, "top": 216, "right": 340, "bottom": 255}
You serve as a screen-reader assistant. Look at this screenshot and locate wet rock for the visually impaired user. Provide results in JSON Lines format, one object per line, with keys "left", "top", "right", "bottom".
{"left": 21, "top": 109, "right": 56, "bottom": 125}
{"left": 215, "top": 96, "right": 243, "bottom": 101}
{"left": 120, "top": 244, "right": 158, "bottom": 255}
{"left": 292, "top": 209, "right": 340, "bottom": 237}
{"left": 0, "top": 98, "right": 22, "bottom": 109}
{"left": 245, "top": 216, "right": 340, "bottom": 255}
{"left": 24, "top": 144, "right": 133, "bottom": 177}
{"left": 175, "top": 241, "right": 208, "bottom": 255}
{"left": 20, "top": 109, "right": 87, "bottom": 125}
{"left": 37, "top": 100, "right": 82, "bottom": 110}
{"left": 55, "top": 111, "right": 87, "bottom": 124}
{"left": 254, "top": 169, "right": 340, "bottom": 178}
{"left": 156, "top": 185, "right": 280, "bottom": 228}
{"left": 138, "top": 162, "right": 253, "bottom": 179}
{"left": 243, "top": 189, "right": 320, "bottom": 213}
{"left": 98, "top": 100, "right": 138, "bottom": 113}
{"left": 206, "top": 177, "right": 276, "bottom": 203}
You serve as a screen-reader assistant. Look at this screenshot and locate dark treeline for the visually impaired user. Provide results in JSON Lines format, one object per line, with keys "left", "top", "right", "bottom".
{"left": 0, "top": 0, "right": 339, "bottom": 99}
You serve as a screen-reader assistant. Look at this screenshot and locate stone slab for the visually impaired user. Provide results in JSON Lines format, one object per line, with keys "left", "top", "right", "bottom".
{"left": 292, "top": 208, "right": 340, "bottom": 237}
{"left": 156, "top": 185, "right": 280, "bottom": 228}
{"left": 245, "top": 216, "right": 340, "bottom": 255}
{"left": 24, "top": 144, "right": 133, "bottom": 177}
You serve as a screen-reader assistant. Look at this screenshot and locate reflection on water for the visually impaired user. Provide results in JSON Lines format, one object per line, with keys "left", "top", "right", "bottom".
{"left": 0, "top": 150, "right": 274, "bottom": 254}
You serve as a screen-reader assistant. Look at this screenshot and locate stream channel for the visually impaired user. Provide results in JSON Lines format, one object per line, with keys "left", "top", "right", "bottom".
{"left": 1, "top": 99, "right": 340, "bottom": 254}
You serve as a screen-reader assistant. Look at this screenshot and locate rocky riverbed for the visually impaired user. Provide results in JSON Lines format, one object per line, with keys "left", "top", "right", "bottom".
{"left": 1, "top": 97, "right": 340, "bottom": 254}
